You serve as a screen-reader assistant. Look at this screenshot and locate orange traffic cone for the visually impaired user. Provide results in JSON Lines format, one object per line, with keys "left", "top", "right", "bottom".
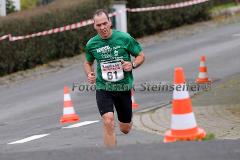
{"left": 131, "top": 89, "right": 139, "bottom": 109}
{"left": 164, "top": 67, "right": 206, "bottom": 143}
{"left": 196, "top": 56, "right": 211, "bottom": 83}
{"left": 60, "top": 86, "right": 80, "bottom": 124}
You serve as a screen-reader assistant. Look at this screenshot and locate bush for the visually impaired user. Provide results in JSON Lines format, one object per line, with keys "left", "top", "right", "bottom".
{"left": 127, "top": 0, "right": 211, "bottom": 37}
{"left": 6, "top": 0, "right": 16, "bottom": 14}
{"left": 0, "top": 0, "right": 214, "bottom": 76}
{"left": 212, "top": 0, "right": 237, "bottom": 5}
{"left": 37, "top": 0, "right": 55, "bottom": 5}
{"left": 21, "top": 0, "right": 38, "bottom": 10}
{"left": 0, "top": 0, "right": 111, "bottom": 76}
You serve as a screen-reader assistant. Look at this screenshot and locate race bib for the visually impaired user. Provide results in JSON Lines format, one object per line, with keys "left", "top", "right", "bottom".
{"left": 100, "top": 61, "right": 124, "bottom": 82}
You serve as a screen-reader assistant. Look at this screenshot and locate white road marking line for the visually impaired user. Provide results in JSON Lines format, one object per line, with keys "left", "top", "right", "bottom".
{"left": 62, "top": 120, "right": 100, "bottom": 129}
{"left": 8, "top": 134, "right": 49, "bottom": 145}
{"left": 7, "top": 120, "right": 99, "bottom": 145}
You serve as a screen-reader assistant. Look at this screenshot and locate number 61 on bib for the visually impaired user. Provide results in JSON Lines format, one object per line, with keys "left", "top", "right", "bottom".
{"left": 100, "top": 62, "right": 124, "bottom": 82}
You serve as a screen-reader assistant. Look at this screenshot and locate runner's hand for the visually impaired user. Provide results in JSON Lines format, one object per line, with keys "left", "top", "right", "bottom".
{"left": 121, "top": 60, "right": 132, "bottom": 72}
{"left": 88, "top": 72, "right": 96, "bottom": 84}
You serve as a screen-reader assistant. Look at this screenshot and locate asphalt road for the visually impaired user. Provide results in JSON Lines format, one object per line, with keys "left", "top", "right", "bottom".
{"left": 0, "top": 21, "right": 239, "bottom": 159}
{"left": 1, "top": 140, "right": 240, "bottom": 160}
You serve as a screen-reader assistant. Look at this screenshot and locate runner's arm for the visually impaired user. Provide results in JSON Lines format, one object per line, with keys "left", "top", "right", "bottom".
{"left": 83, "top": 60, "right": 94, "bottom": 76}
{"left": 83, "top": 60, "right": 96, "bottom": 84}
{"left": 132, "top": 51, "right": 145, "bottom": 69}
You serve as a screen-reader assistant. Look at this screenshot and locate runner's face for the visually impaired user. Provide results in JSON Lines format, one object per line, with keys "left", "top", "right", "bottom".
{"left": 94, "top": 13, "right": 112, "bottom": 39}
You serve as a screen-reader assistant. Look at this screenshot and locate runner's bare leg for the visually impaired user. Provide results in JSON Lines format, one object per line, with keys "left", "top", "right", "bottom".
{"left": 119, "top": 122, "right": 132, "bottom": 134}
{"left": 102, "top": 112, "right": 116, "bottom": 148}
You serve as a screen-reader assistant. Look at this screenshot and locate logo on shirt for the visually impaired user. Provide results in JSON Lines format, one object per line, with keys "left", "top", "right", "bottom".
{"left": 114, "top": 50, "right": 118, "bottom": 56}
{"left": 96, "top": 45, "right": 111, "bottom": 54}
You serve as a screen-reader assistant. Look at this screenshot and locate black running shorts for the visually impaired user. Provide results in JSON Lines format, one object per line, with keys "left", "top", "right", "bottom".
{"left": 96, "top": 89, "right": 132, "bottom": 123}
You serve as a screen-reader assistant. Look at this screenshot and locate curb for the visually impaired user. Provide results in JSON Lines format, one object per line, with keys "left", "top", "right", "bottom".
{"left": 211, "top": 5, "right": 240, "bottom": 17}
{"left": 133, "top": 74, "right": 240, "bottom": 139}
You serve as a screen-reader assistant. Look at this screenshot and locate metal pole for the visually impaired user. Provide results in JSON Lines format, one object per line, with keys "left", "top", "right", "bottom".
{"left": 12, "top": 0, "right": 21, "bottom": 11}
{"left": 0, "top": 0, "right": 6, "bottom": 16}
{"left": 112, "top": 1, "right": 127, "bottom": 33}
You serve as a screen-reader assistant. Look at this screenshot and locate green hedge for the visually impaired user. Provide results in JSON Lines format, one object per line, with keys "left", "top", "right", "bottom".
{"left": 213, "top": 0, "right": 237, "bottom": 5}
{"left": 0, "top": 0, "right": 214, "bottom": 76}
{"left": 21, "top": 0, "right": 38, "bottom": 10}
{"left": 0, "top": 0, "right": 111, "bottom": 76}
{"left": 127, "top": 0, "right": 211, "bottom": 37}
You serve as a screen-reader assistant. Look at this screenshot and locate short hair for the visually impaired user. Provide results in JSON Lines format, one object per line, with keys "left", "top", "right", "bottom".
{"left": 93, "top": 9, "right": 110, "bottom": 20}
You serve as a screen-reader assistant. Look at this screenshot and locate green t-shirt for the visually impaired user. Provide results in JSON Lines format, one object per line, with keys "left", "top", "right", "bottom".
{"left": 85, "top": 30, "right": 142, "bottom": 91}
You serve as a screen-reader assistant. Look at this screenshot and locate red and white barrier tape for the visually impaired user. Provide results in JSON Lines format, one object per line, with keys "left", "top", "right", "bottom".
{"left": 0, "top": 0, "right": 209, "bottom": 42}
{"left": 0, "top": 12, "right": 118, "bottom": 42}
{"left": 0, "top": 34, "right": 10, "bottom": 41}
{"left": 10, "top": 18, "right": 95, "bottom": 41}
{"left": 127, "top": 0, "right": 209, "bottom": 12}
